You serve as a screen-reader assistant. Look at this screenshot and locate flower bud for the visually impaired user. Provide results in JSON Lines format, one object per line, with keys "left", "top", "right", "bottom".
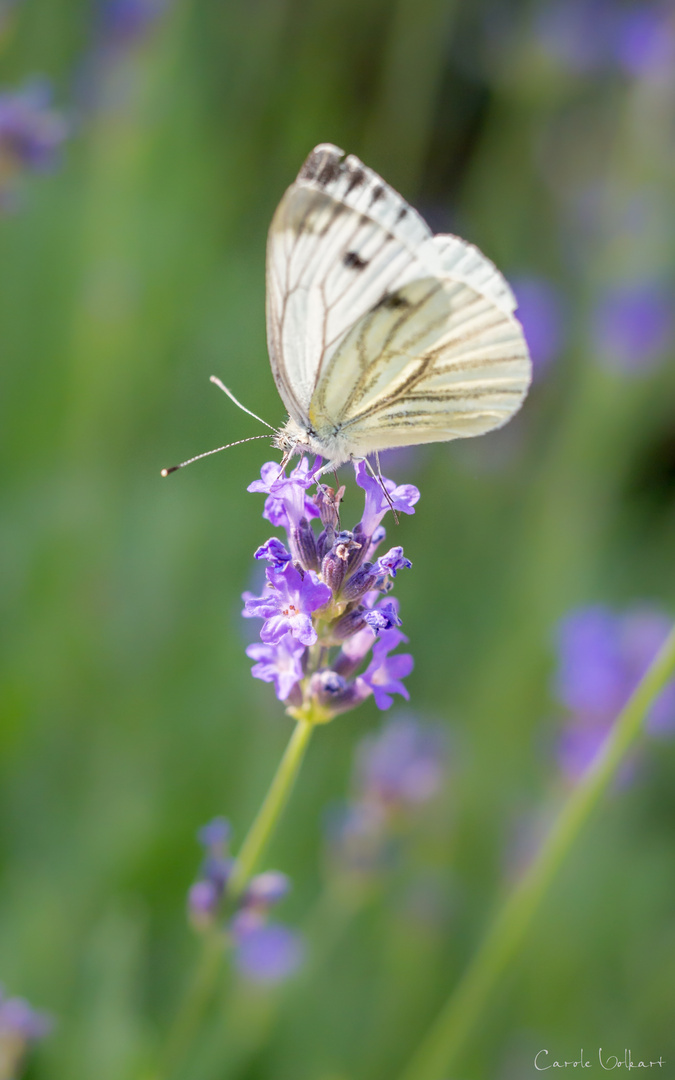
{"left": 331, "top": 607, "right": 367, "bottom": 640}
{"left": 341, "top": 562, "right": 377, "bottom": 601}
{"left": 290, "top": 517, "right": 318, "bottom": 571}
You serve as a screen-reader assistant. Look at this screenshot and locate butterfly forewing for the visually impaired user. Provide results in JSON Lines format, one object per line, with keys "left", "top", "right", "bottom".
{"left": 266, "top": 143, "right": 532, "bottom": 463}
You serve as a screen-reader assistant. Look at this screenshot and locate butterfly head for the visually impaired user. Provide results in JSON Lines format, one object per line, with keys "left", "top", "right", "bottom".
{"left": 273, "top": 416, "right": 326, "bottom": 461}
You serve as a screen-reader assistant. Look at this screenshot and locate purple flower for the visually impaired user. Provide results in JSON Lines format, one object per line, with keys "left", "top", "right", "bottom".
{"left": 246, "top": 634, "right": 306, "bottom": 701}
{"left": 187, "top": 821, "right": 303, "bottom": 984}
{"left": 97, "top": 0, "right": 168, "bottom": 49}
{"left": 363, "top": 601, "right": 402, "bottom": 634}
{"left": 362, "top": 629, "right": 414, "bottom": 710}
{"left": 356, "top": 716, "right": 446, "bottom": 806}
{"left": 188, "top": 879, "right": 221, "bottom": 928}
{"left": 555, "top": 607, "right": 627, "bottom": 719}
{"left": 197, "top": 817, "right": 231, "bottom": 851}
{"left": 245, "top": 459, "right": 416, "bottom": 719}
{"left": 244, "top": 871, "right": 290, "bottom": 910}
{"left": 0, "top": 995, "right": 52, "bottom": 1041}
{"left": 254, "top": 537, "right": 292, "bottom": 569}
{"left": 233, "top": 923, "right": 304, "bottom": 984}
{"left": 354, "top": 461, "right": 420, "bottom": 537}
{"left": 554, "top": 604, "right": 675, "bottom": 780}
{"left": 534, "top": 0, "right": 616, "bottom": 74}
{"left": 592, "top": 281, "right": 673, "bottom": 373}
{"left": 248, "top": 459, "right": 321, "bottom": 530}
{"left": 512, "top": 276, "right": 566, "bottom": 377}
{"left": 376, "top": 547, "right": 412, "bottom": 579}
{"left": 0, "top": 80, "right": 67, "bottom": 200}
{"left": 613, "top": 6, "right": 675, "bottom": 80}
{"left": 325, "top": 715, "right": 448, "bottom": 879}
{"left": 243, "top": 563, "right": 331, "bottom": 646}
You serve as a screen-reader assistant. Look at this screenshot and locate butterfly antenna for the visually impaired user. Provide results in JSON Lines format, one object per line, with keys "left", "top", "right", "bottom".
{"left": 161, "top": 435, "right": 271, "bottom": 476}
{"left": 368, "top": 453, "right": 399, "bottom": 525}
{"left": 210, "top": 376, "right": 277, "bottom": 432}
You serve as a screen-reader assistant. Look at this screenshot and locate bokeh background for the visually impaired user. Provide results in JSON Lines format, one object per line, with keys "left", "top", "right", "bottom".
{"left": 1, "top": 0, "right": 675, "bottom": 1077}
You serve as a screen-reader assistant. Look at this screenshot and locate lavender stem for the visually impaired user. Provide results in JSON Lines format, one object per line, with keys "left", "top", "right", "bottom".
{"left": 227, "top": 717, "right": 315, "bottom": 899}
{"left": 398, "top": 624, "right": 675, "bottom": 1080}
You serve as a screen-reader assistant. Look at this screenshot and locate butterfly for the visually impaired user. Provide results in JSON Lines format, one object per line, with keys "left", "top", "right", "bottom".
{"left": 162, "top": 143, "right": 531, "bottom": 480}
{"left": 267, "top": 143, "right": 531, "bottom": 474}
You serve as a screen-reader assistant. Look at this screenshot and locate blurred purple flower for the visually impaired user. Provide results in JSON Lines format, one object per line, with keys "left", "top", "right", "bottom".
{"left": 592, "top": 281, "right": 673, "bottom": 373}
{"left": 0, "top": 994, "right": 52, "bottom": 1041}
{"left": 233, "top": 923, "right": 304, "bottom": 984}
{"left": 326, "top": 714, "right": 448, "bottom": 879}
{"left": 188, "top": 820, "right": 303, "bottom": 984}
{"left": 534, "top": 0, "right": 616, "bottom": 73}
{"left": 613, "top": 5, "right": 675, "bottom": 79}
{"left": 96, "top": 0, "right": 168, "bottom": 51}
{"left": 356, "top": 716, "right": 446, "bottom": 806}
{"left": 513, "top": 277, "right": 566, "bottom": 377}
{"left": 0, "top": 988, "right": 52, "bottom": 1079}
{"left": 245, "top": 459, "right": 416, "bottom": 719}
{"left": 554, "top": 605, "right": 675, "bottom": 781}
{"left": 534, "top": 0, "right": 675, "bottom": 80}
{"left": 0, "top": 80, "right": 67, "bottom": 206}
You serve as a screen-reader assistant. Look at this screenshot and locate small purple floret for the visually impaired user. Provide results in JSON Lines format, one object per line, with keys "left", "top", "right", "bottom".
{"left": 592, "top": 281, "right": 673, "bottom": 373}
{"left": 246, "top": 634, "right": 306, "bottom": 701}
{"left": 364, "top": 601, "right": 402, "bottom": 634}
{"left": 244, "top": 871, "right": 290, "bottom": 910}
{"left": 554, "top": 604, "right": 675, "bottom": 779}
{"left": 244, "top": 563, "right": 331, "bottom": 646}
{"left": 356, "top": 716, "right": 446, "bottom": 805}
{"left": 362, "top": 629, "right": 414, "bottom": 710}
{"left": 197, "top": 817, "right": 231, "bottom": 850}
{"left": 0, "top": 995, "right": 52, "bottom": 1041}
{"left": 254, "top": 537, "right": 292, "bottom": 569}
{"left": 0, "top": 80, "right": 67, "bottom": 179}
{"left": 513, "top": 276, "right": 566, "bottom": 376}
{"left": 376, "top": 547, "right": 412, "bottom": 579}
{"left": 234, "top": 923, "right": 304, "bottom": 984}
{"left": 354, "top": 461, "right": 420, "bottom": 536}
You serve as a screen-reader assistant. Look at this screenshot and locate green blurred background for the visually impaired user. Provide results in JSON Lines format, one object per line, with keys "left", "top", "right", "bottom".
{"left": 1, "top": 0, "right": 675, "bottom": 1077}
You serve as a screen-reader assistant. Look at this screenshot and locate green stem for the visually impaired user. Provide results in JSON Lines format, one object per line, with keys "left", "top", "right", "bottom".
{"left": 153, "top": 717, "right": 315, "bottom": 1080}
{"left": 228, "top": 717, "right": 314, "bottom": 898}
{"left": 153, "top": 932, "right": 223, "bottom": 1080}
{"left": 398, "top": 625, "right": 675, "bottom": 1080}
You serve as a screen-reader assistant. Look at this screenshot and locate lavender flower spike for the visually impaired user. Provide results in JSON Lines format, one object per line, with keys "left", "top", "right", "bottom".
{"left": 244, "top": 459, "right": 417, "bottom": 722}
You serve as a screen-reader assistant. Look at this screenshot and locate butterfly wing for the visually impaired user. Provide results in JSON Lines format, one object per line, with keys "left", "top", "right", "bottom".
{"left": 266, "top": 143, "right": 441, "bottom": 427}
{"left": 310, "top": 273, "right": 530, "bottom": 454}
{"left": 266, "top": 143, "right": 530, "bottom": 453}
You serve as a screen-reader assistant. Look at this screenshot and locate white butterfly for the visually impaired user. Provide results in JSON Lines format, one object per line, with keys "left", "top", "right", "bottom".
{"left": 266, "top": 143, "right": 531, "bottom": 473}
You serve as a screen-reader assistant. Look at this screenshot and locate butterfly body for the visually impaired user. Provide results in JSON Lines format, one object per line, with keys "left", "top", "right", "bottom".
{"left": 266, "top": 144, "right": 531, "bottom": 470}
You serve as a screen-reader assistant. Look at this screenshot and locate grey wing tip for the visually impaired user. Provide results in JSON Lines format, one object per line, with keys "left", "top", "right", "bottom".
{"left": 297, "top": 143, "right": 345, "bottom": 183}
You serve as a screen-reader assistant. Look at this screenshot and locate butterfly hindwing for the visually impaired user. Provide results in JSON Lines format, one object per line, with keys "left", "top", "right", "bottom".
{"left": 310, "top": 275, "right": 530, "bottom": 453}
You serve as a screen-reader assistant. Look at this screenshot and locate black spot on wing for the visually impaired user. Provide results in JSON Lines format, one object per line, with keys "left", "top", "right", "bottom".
{"left": 317, "top": 156, "right": 343, "bottom": 186}
{"left": 344, "top": 167, "right": 366, "bottom": 195}
{"left": 343, "top": 250, "right": 369, "bottom": 270}
{"left": 370, "top": 184, "right": 386, "bottom": 203}
{"left": 396, "top": 206, "right": 409, "bottom": 223}
{"left": 376, "top": 291, "right": 411, "bottom": 310}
